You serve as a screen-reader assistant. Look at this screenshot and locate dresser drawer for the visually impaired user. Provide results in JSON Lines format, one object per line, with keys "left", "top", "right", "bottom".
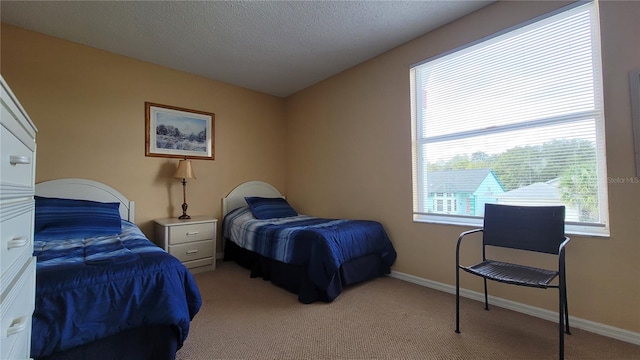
{"left": 0, "top": 207, "right": 33, "bottom": 284}
{"left": 0, "top": 257, "right": 35, "bottom": 360}
{"left": 169, "top": 239, "right": 214, "bottom": 264}
{"left": 0, "top": 123, "right": 35, "bottom": 189}
{"left": 168, "top": 223, "right": 214, "bottom": 245}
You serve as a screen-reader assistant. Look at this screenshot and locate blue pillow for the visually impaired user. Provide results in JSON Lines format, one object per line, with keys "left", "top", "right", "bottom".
{"left": 35, "top": 196, "right": 122, "bottom": 240}
{"left": 244, "top": 197, "right": 298, "bottom": 220}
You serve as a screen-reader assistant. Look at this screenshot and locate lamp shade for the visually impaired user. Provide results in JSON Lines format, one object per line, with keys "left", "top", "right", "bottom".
{"left": 173, "top": 159, "right": 196, "bottom": 179}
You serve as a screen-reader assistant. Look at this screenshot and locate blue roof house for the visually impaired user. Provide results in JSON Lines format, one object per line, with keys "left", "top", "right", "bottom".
{"left": 425, "top": 169, "right": 505, "bottom": 216}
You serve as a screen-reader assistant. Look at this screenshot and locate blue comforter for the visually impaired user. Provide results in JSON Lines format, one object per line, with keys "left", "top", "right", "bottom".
{"left": 32, "top": 221, "right": 202, "bottom": 358}
{"left": 223, "top": 207, "right": 397, "bottom": 290}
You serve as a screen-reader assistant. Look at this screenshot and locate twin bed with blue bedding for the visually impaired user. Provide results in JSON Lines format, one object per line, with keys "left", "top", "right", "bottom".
{"left": 222, "top": 181, "right": 397, "bottom": 304}
{"left": 33, "top": 179, "right": 201, "bottom": 360}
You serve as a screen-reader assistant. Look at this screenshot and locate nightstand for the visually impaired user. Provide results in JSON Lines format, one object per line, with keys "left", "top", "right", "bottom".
{"left": 154, "top": 216, "right": 217, "bottom": 272}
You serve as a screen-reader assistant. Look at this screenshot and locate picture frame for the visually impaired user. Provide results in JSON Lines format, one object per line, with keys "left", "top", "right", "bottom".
{"left": 145, "top": 102, "right": 214, "bottom": 160}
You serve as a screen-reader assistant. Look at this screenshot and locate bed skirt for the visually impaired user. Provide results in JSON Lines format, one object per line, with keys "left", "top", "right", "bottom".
{"left": 34, "top": 325, "right": 179, "bottom": 360}
{"left": 223, "top": 238, "right": 390, "bottom": 303}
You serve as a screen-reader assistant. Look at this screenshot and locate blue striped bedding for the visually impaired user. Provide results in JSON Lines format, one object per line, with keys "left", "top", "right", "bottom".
{"left": 32, "top": 220, "right": 202, "bottom": 358}
{"left": 223, "top": 207, "right": 397, "bottom": 290}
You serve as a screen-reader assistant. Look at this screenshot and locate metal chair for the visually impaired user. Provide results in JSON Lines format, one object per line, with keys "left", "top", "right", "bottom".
{"left": 455, "top": 203, "right": 571, "bottom": 360}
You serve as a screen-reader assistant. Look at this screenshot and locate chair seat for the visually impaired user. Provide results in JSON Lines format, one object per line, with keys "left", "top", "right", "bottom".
{"left": 461, "top": 260, "right": 558, "bottom": 288}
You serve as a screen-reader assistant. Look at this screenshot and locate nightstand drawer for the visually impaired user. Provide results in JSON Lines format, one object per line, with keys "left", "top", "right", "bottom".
{"left": 168, "top": 223, "right": 214, "bottom": 245}
{"left": 169, "top": 239, "right": 214, "bottom": 263}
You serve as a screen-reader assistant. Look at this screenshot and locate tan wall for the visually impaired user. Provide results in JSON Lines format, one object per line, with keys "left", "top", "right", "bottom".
{"left": 286, "top": 1, "right": 640, "bottom": 332}
{"left": 2, "top": 0, "right": 639, "bottom": 334}
{"left": 1, "top": 24, "right": 287, "bottom": 247}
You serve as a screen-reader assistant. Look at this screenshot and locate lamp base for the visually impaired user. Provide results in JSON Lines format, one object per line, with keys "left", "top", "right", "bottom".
{"left": 179, "top": 202, "right": 190, "bottom": 220}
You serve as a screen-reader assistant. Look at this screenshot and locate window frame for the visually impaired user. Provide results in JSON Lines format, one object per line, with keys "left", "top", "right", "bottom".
{"left": 409, "top": 0, "right": 609, "bottom": 237}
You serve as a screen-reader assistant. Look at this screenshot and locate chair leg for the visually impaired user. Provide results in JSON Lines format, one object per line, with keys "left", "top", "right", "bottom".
{"left": 483, "top": 278, "right": 489, "bottom": 310}
{"left": 563, "top": 282, "right": 571, "bottom": 335}
{"left": 559, "top": 286, "right": 565, "bottom": 360}
{"left": 455, "top": 266, "right": 461, "bottom": 333}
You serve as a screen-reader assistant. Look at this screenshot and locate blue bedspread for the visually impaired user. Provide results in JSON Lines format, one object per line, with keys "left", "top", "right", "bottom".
{"left": 32, "top": 221, "right": 202, "bottom": 358}
{"left": 223, "top": 207, "right": 397, "bottom": 290}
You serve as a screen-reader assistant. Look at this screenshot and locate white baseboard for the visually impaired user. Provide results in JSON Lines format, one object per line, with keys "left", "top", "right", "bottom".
{"left": 390, "top": 270, "right": 640, "bottom": 346}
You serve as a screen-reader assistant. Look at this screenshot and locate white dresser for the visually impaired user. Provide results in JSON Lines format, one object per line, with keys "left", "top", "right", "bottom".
{"left": 0, "top": 76, "right": 38, "bottom": 360}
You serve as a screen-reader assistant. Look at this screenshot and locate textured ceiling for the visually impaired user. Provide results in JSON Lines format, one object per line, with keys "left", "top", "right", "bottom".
{"left": 1, "top": 1, "right": 493, "bottom": 97}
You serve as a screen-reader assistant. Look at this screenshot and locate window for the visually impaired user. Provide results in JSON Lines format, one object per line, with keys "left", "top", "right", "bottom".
{"left": 410, "top": 1, "right": 608, "bottom": 236}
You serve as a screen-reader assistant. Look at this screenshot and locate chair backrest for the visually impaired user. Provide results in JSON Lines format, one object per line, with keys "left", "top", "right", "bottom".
{"left": 483, "top": 204, "right": 566, "bottom": 255}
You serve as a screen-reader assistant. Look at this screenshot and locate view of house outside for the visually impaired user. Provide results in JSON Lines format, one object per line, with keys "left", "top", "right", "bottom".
{"left": 423, "top": 138, "right": 597, "bottom": 223}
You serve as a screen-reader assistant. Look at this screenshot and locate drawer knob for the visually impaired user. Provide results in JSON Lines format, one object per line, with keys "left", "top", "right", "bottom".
{"left": 9, "top": 155, "right": 31, "bottom": 165}
{"left": 7, "top": 236, "right": 29, "bottom": 249}
{"left": 186, "top": 249, "right": 199, "bottom": 255}
{"left": 7, "top": 316, "right": 28, "bottom": 337}
{"left": 186, "top": 231, "right": 199, "bottom": 236}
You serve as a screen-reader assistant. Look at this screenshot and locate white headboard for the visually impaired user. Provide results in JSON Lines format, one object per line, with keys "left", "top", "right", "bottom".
{"left": 222, "top": 180, "right": 284, "bottom": 217}
{"left": 35, "top": 178, "right": 135, "bottom": 222}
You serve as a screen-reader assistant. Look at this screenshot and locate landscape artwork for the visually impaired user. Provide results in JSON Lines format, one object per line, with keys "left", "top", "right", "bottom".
{"left": 145, "top": 102, "right": 215, "bottom": 160}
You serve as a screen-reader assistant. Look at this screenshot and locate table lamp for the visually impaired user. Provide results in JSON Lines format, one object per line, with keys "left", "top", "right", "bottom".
{"left": 173, "top": 158, "right": 196, "bottom": 219}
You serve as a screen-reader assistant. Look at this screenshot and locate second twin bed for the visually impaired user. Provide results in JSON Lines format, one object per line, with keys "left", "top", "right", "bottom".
{"left": 221, "top": 181, "right": 397, "bottom": 304}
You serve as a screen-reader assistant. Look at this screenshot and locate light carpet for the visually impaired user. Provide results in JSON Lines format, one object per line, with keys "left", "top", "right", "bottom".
{"left": 176, "top": 262, "right": 640, "bottom": 360}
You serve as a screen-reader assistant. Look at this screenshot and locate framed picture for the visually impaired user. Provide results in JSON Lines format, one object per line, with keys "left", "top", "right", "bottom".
{"left": 145, "top": 102, "right": 214, "bottom": 160}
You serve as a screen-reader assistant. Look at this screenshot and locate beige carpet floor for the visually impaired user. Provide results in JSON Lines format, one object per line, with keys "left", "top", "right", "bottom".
{"left": 176, "top": 262, "right": 640, "bottom": 360}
